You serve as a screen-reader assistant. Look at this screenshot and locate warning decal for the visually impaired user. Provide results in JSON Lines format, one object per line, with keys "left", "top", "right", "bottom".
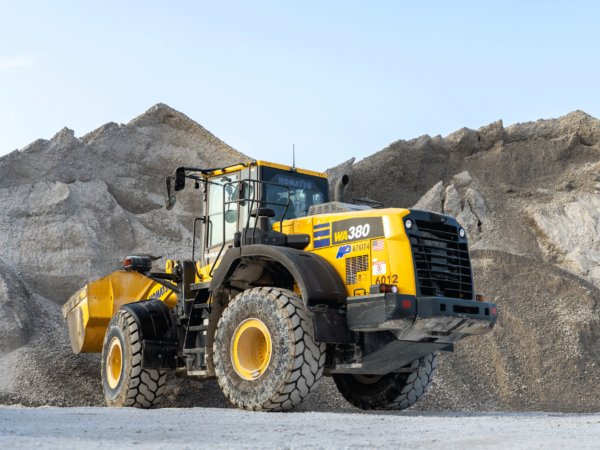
{"left": 372, "top": 260, "right": 387, "bottom": 276}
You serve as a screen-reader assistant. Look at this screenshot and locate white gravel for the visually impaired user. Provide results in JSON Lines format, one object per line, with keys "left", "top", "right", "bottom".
{"left": 1, "top": 407, "right": 599, "bottom": 449}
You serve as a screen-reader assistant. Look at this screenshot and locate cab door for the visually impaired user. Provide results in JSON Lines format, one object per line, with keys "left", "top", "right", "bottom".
{"left": 204, "top": 172, "right": 240, "bottom": 272}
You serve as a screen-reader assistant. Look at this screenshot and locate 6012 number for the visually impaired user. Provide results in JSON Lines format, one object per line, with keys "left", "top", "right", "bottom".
{"left": 374, "top": 275, "right": 398, "bottom": 284}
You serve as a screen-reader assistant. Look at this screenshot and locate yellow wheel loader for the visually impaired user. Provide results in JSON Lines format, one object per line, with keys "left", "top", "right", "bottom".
{"left": 62, "top": 160, "right": 498, "bottom": 411}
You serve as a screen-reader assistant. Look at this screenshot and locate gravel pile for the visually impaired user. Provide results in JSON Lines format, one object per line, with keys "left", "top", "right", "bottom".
{"left": 3, "top": 106, "right": 600, "bottom": 412}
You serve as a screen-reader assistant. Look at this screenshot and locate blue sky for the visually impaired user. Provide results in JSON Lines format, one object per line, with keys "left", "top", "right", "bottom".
{"left": 1, "top": 1, "right": 599, "bottom": 171}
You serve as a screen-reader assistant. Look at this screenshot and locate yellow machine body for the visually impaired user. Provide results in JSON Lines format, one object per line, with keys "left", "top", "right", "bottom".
{"left": 63, "top": 160, "right": 419, "bottom": 354}
{"left": 196, "top": 207, "right": 415, "bottom": 298}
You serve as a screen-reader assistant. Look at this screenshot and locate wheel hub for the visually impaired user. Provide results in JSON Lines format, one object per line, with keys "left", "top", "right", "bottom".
{"left": 231, "top": 319, "right": 272, "bottom": 380}
{"left": 107, "top": 336, "right": 123, "bottom": 389}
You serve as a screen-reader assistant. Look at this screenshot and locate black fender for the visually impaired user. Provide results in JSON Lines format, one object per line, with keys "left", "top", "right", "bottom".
{"left": 120, "top": 300, "right": 178, "bottom": 370}
{"left": 209, "top": 245, "right": 347, "bottom": 309}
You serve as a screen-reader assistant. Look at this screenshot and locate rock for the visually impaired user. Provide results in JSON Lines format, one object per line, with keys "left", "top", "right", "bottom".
{"left": 478, "top": 120, "right": 505, "bottom": 151}
{"left": 505, "top": 110, "right": 600, "bottom": 146}
{"left": 0, "top": 260, "right": 33, "bottom": 356}
{"left": 412, "top": 181, "right": 444, "bottom": 213}
{"left": 50, "top": 127, "right": 76, "bottom": 143}
{"left": 349, "top": 134, "right": 456, "bottom": 208}
{"left": 466, "top": 188, "right": 487, "bottom": 222}
{"left": 0, "top": 179, "right": 157, "bottom": 303}
{"left": 557, "top": 181, "right": 575, "bottom": 192}
{"left": 443, "top": 185, "right": 461, "bottom": 218}
{"left": 452, "top": 171, "right": 473, "bottom": 189}
{"left": 445, "top": 128, "right": 480, "bottom": 155}
{"left": 528, "top": 193, "right": 600, "bottom": 281}
{"left": 456, "top": 200, "right": 479, "bottom": 234}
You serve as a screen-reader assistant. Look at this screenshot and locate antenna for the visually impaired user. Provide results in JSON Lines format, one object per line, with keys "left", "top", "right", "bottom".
{"left": 293, "top": 144, "right": 295, "bottom": 168}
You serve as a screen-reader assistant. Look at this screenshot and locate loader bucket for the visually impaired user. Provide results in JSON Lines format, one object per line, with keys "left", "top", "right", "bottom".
{"left": 62, "top": 271, "right": 175, "bottom": 354}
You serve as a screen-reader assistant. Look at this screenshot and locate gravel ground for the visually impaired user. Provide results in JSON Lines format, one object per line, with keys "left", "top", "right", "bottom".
{"left": 1, "top": 407, "right": 599, "bottom": 449}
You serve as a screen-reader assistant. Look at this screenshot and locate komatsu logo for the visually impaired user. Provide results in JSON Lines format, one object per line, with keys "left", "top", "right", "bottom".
{"left": 149, "top": 285, "right": 171, "bottom": 299}
{"left": 277, "top": 176, "right": 312, "bottom": 190}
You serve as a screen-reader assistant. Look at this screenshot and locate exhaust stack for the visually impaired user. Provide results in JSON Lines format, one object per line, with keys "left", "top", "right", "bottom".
{"left": 334, "top": 175, "right": 349, "bottom": 203}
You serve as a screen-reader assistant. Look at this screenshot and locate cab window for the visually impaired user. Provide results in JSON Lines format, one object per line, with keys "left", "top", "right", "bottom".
{"left": 261, "top": 167, "right": 328, "bottom": 224}
{"left": 207, "top": 173, "right": 239, "bottom": 248}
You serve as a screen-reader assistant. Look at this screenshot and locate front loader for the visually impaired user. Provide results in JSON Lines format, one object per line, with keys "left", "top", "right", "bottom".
{"left": 63, "top": 160, "right": 498, "bottom": 411}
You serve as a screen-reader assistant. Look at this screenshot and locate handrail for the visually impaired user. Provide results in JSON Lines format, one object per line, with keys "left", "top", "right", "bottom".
{"left": 192, "top": 217, "right": 204, "bottom": 263}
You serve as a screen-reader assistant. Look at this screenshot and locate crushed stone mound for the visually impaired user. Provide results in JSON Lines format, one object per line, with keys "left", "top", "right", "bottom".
{"left": 3, "top": 106, "right": 600, "bottom": 413}
{"left": 0, "top": 103, "right": 247, "bottom": 304}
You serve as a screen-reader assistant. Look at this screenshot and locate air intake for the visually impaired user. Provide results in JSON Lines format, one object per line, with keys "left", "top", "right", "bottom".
{"left": 346, "top": 255, "right": 368, "bottom": 285}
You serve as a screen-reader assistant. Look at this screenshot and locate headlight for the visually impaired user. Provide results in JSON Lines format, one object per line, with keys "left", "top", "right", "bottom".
{"left": 459, "top": 228, "right": 465, "bottom": 238}
{"left": 405, "top": 219, "right": 412, "bottom": 229}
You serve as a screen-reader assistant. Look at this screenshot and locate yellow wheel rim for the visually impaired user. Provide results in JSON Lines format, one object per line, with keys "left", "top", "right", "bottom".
{"left": 107, "top": 336, "right": 123, "bottom": 389}
{"left": 231, "top": 319, "right": 272, "bottom": 380}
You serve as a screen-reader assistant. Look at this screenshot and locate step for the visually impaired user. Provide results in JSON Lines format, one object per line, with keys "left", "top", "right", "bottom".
{"left": 393, "top": 366, "right": 425, "bottom": 373}
{"left": 188, "top": 325, "right": 208, "bottom": 332}
{"left": 193, "top": 303, "right": 211, "bottom": 310}
{"left": 183, "top": 348, "right": 206, "bottom": 354}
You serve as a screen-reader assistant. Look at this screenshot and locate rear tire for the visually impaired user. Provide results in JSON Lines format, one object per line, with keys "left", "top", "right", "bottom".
{"left": 101, "top": 311, "right": 167, "bottom": 408}
{"left": 333, "top": 353, "right": 437, "bottom": 410}
{"left": 214, "top": 287, "right": 325, "bottom": 411}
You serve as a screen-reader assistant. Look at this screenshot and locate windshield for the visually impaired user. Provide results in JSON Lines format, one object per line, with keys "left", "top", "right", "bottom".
{"left": 262, "top": 167, "right": 328, "bottom": 224}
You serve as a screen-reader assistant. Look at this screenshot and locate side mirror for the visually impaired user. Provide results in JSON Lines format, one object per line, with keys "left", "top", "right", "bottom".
{"left": 174, "top": 167, "right": 186, "bottom": 191}
{"left": 166, "top": 196, "right": 177, "bottom": 210}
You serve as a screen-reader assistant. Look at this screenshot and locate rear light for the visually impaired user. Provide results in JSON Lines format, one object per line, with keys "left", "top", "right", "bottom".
{"left": 124, "top": 259, "right": 131, "bottom": 267}
{"left": 492, "top": 307, "right": 497, "bottom": 315}
{"left": 476, "top": 294, "right": 484, "bottom": 302}
{"left": 379, "top": 284, "right": 398, "bottom": 293}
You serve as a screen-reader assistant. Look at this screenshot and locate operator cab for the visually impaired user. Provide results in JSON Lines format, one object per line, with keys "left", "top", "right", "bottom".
{"left": 205, "top": 162, "right": 328, "bottom": 267}
{"left": 168, "top": 160, "right": 329, "bottom": 271}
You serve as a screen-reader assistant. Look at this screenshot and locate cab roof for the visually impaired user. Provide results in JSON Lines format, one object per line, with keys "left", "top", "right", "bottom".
{"left": 203, "top": 160, "right": 327, "bottom": 179}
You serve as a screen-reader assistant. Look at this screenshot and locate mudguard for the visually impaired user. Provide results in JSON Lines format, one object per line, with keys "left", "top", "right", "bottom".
{"left": 121, "top": 300, "right": 178, "bottom": 370}
{"left": 209, "top": 245, "right": 347, "bottom": 309}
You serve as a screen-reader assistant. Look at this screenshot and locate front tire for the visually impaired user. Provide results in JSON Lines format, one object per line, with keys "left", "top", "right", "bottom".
{"left": 333, "top": 353, "right": 437, "bottom": 410}
{"left": 101, "top": 311, "right": 167, "bottom": 408}
{"left": 214, "top": 287, "right": 325, "bottom": 411}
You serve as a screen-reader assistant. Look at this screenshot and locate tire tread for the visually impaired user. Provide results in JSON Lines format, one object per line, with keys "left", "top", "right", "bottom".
{"left": 214, "top": 287, "right": 326, "bottom": 411}
{"left": 101, "top": 311, "right": 167, "bottom": 409}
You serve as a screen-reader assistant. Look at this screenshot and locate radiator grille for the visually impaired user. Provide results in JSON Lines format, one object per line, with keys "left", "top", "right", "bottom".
{"left": 346, "top": 255, "right": 369, "bottom": 285}
{"left": 409, "top": 220, "right": 473, "bottom": 299}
